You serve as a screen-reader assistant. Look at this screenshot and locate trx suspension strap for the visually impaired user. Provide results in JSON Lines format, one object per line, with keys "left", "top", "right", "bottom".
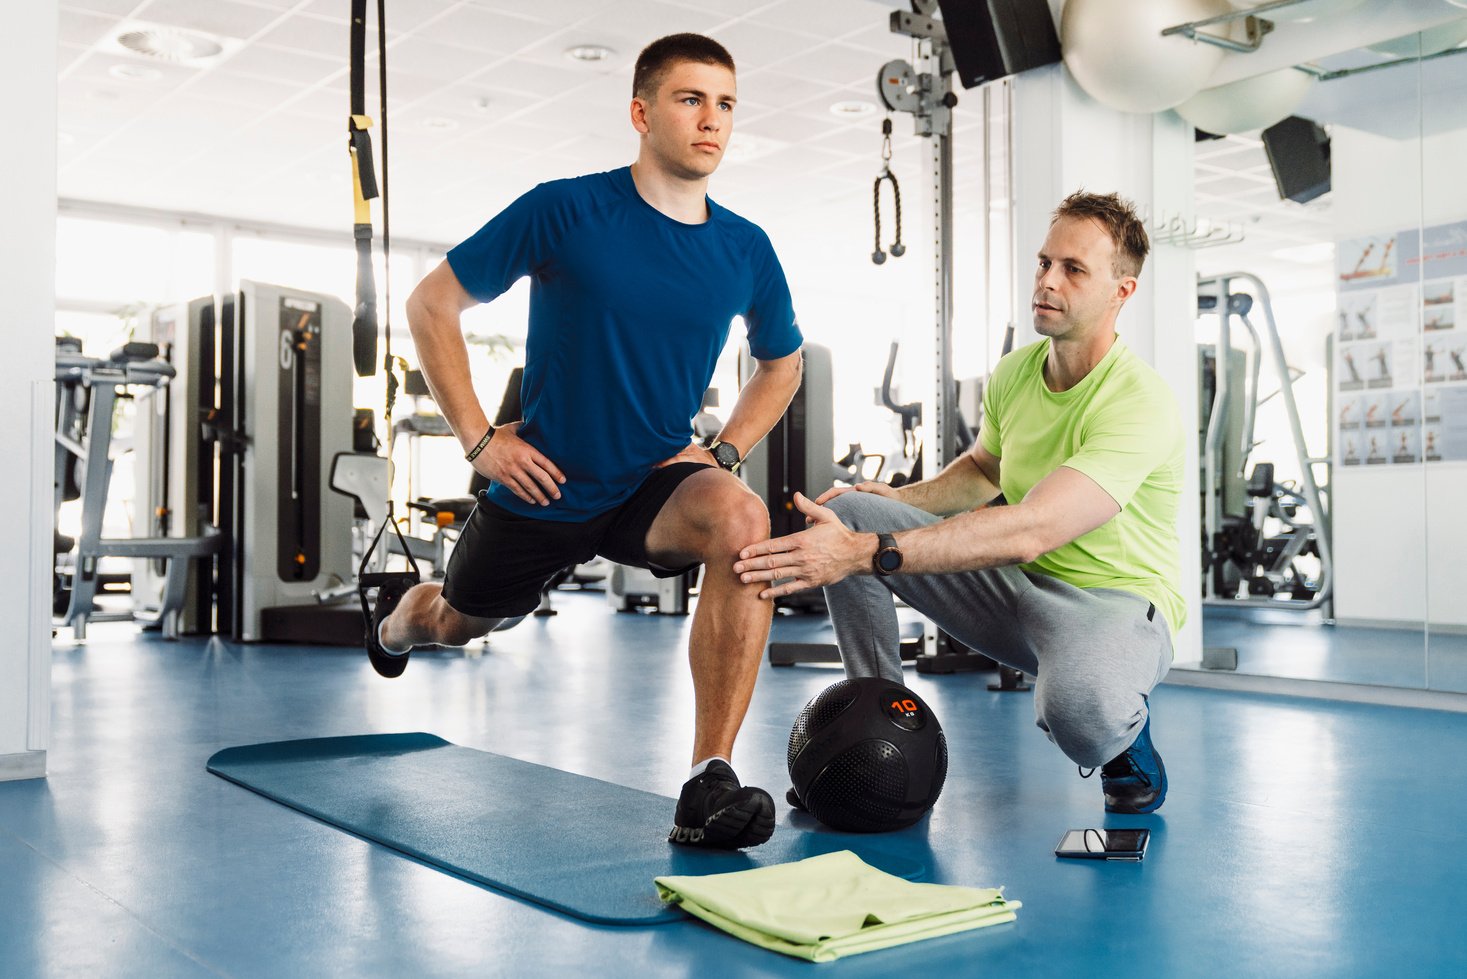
{"left": 350, "top": 0, "right": 421, "bottom": 625}
{"left": 349, "top": 0, "right": 379, "bottom": 379}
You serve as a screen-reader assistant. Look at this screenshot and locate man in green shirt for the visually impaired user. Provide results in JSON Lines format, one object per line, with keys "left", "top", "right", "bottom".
{"left": 734, "top": 191, "right": 1184, "bottom": 814}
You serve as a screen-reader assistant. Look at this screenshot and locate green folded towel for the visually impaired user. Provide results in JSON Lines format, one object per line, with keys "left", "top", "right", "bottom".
{"left": 654, "top": 850, "right": 1019, "bottom": 962}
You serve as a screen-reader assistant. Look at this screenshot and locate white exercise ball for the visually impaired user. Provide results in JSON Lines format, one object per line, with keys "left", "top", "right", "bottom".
{"left": 1061, "top": 0, "right": 1233, "bottom": 114}
{"left": 1368, "top": 18, "right": 1467, "bottom": 59}
{"left": 1231, "top": 0, "right": 1367, "bottom": 23}
{"left": 1175, "top": 68, "right": 1315, "bottom": 135}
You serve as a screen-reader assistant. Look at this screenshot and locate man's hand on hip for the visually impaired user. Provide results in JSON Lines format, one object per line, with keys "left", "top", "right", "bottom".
{"left": 475, "top": 422, "right": 565, "bottom": 506}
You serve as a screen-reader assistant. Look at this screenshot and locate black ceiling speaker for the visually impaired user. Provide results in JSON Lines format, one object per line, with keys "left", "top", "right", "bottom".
{"left": 1262, "top": 116, "right": 1332, "bottom": 204}
{"left": 935, "top": 0, "right": 1062, "bottom": 89}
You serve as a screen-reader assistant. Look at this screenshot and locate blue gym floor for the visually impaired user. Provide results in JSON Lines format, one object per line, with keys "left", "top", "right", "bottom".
{"left": 5, "top": 590, "right": 1467, "bottom": 977}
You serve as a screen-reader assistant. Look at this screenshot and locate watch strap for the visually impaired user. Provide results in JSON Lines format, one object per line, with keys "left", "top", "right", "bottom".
{"left": 710, "top": 439, "right": 742, "bottom": 473}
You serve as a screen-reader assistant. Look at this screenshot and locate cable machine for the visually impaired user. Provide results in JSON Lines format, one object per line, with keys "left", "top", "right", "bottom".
{"left": 1198, "top": 272, "right": 1333, "bottom": 612}
{"left": 876, "top": 3, "right": 1021, "bottom": 681}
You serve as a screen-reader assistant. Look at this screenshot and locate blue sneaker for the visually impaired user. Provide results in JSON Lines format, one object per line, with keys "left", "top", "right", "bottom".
{"left": 1084, "top": 715, "right": 1168, "bottom": 814}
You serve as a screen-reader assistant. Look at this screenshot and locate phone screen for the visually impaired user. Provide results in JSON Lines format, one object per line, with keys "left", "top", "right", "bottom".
{"left": 1055, "top": 828, "right": 1150, "bottom": 859}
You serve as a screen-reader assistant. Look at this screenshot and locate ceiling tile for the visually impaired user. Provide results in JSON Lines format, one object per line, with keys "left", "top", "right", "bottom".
{"left": 412, "top": 6, "right": 550, "bottom": 55}
{"left": 463, "top": 0, "right": 608, "bottom": 25}
{"left": 461, "top": 57, "right": 591, "bottom": 100}
{"left": 59, "top": 7, "right": 118, "bottom": 47}
{"left": 773, "top": 41, "right": 884, "bottom": 88}
{"left": 254, "top": 13, "right": 364, "bottom": 57}
{"left": 735, "top": 69, "right": 841, "bottom": 110}
{"left": 662, "top": 0, "right": 772, "bottom": 16}
{"left": 132, "top": 0, "right": 286, "bottom": 41}
{"left": 572, "top": 1, "right": 726, "bottom": 41}
{"left": 738, "top": 108, "right": 842, "bottom": 146}
{"left": 838, "top": 18, "right": 913, "bottom": 54}
{"left": 387, "top": 36, "right": 503, "bottom": 83}
{"left": 66, "top": 51, "right": 202, "bottom": 88}
{"left": 185, "top": 68, "right": 304, "bottom": 107}
{"left": 748, "top": 0, "right": 880, "bottom": 40}
{"left": 712, "top": 21, "right": 820, "bottom": 71}
{"left": 224, "top": 43, "right": 342, "bottom": 86}
{"left": 61, "top": 0, "right": 152, "bottom": 15}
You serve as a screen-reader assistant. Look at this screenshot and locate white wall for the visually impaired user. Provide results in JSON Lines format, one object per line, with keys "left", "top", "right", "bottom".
{"left": 0, "top": 0, "right": 57, "bottom": 780}
{"left": 1011, "top": 61, "right": 1202, "bottom": 664}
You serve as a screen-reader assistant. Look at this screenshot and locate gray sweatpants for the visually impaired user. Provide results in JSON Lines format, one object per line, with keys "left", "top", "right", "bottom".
{"left": 823, "top": 492, "right": 1173, "bottom": 768}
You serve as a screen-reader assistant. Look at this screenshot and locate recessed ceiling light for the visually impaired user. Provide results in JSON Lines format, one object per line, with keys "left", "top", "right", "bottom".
{"left": 116, "top": 26, "right": 224, "bottom": 63}
{"left": 564, "top": 44, "right": 615, "bottom": 64}
{"left": 108, "top": 63, "right": 162, "bottom": 82}
{"left": 829, "top": 99, "right": 877, "bottom": 118}
{"left": 422, "top": 116, "right": 460, "bottom": 131}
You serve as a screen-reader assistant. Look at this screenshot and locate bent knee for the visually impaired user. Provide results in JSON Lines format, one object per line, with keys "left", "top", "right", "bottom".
{"left": 826, "top": 491, "right": 895, "bottom": 531}
{"left": 1037, "top": 691, "right": 1140, "bottom": 768}
{"left": 702, "top": 486, "right": 771, "bottom": 551}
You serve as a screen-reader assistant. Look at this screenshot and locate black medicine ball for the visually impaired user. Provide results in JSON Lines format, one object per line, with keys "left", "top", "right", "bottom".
{"left": 787, "top": 676, "right": 947, "bottom": 833}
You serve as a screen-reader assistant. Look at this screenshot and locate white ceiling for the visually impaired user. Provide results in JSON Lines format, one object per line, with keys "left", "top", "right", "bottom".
{"left": 54, "top": 0, "right": 1466, "bottom": 276}
{"left": 56, "top": 0, "right": 946, "bottom": 246}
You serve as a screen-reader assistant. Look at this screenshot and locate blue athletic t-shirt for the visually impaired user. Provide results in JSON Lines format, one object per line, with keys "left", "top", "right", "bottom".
{"left": 446, "top": 167, "right": 802, "bottom": 521}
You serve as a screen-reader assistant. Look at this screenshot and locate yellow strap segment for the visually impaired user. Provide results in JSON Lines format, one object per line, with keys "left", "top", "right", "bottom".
{"left": 350, "top": 151, "right": 372, "bottom": 222}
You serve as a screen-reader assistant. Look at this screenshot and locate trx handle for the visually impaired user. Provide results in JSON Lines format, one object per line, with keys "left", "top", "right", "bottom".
{"left": 349, "top": 0, "right": 379, "bottom": 378}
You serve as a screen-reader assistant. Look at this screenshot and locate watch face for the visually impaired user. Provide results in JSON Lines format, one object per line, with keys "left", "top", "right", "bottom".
{"left": 713, "top": 442, "right": 740, "bottom": 470}
{"left": 877, "top": 549, "right": 902, "bottom": 573}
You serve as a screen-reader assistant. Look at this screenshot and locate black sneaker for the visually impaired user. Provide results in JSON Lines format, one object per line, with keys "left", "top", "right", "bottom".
{"left": 668, "top": 761, "right": 775, "bottom": 849}
{"left": 1082, "top": 714, "right": 1168, "bottom": 814}
{"left": 366, "top": 577, "right": 415, "bottom": 679}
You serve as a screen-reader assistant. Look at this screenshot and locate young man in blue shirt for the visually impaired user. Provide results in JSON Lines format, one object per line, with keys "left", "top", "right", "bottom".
{"left": 369, "top": 34, "right": 804, "bottom": 850}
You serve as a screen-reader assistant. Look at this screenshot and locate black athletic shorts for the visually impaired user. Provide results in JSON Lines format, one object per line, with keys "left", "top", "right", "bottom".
{"left": 440, "top": 461, "right": 709, "bottom": 619}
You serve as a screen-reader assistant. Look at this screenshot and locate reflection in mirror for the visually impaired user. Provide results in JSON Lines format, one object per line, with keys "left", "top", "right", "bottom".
{"left": 1182, "top": 25, "right": 1467, "bottom": 690}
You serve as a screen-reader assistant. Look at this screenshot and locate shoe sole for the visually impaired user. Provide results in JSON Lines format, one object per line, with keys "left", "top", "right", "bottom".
{"left": 367, "top": 578, "right": 414, "bottom": 679}
{"left": 668, "top": 789, "right": 776, "bottom": 849}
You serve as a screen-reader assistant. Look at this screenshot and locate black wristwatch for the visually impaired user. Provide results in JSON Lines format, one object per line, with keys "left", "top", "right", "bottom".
{"left": 709, "top": 439, "right": 742, "bottom": 473}
{"left": 872, "top": 532, "right": 903, "bottom": 576}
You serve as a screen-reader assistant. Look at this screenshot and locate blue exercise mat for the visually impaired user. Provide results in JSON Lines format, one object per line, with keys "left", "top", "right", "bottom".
{"left": 206, "top": 733, "right": 927, "bottom": 925}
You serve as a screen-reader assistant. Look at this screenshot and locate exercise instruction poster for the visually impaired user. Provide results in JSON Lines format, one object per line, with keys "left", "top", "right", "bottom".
{"left": 1336, "top": 219, "right": 1467, "bottom": 465}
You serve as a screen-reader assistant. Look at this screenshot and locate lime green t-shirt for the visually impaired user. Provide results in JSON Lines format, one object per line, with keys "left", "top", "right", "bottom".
{"left": 978, "top": 336, "right": 1186, "bottom": 634}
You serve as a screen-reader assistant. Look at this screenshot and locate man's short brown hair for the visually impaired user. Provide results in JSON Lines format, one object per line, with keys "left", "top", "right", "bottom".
{"left": 1052, "top": 191, "right": 1150, "bottom": 279}
{"left": 632, "top": 33, "right": 735, "bottom": 102}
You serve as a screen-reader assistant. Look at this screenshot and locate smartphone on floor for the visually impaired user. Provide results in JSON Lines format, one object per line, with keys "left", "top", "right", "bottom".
{"left": 1054, "top": 828, "right": 1150, "bottom": 861}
